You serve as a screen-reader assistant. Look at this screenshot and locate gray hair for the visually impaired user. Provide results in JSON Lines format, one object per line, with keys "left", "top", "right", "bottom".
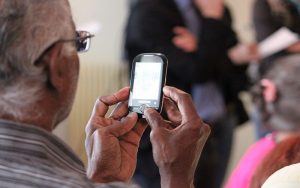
{"left": 0, "top": 0, "right": 76, "bottom": 120}
{"left": 253, "top": 54, "right": 300, "bottom": 131}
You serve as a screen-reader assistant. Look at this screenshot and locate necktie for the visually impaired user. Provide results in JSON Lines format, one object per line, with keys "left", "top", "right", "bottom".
{"left": 174, "top": 0, "right": 201, "bottom": 35}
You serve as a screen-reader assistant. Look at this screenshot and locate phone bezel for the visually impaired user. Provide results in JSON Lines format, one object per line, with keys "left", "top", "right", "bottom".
{"left": 128, "top": 53, "right": 168, "bottom": 116}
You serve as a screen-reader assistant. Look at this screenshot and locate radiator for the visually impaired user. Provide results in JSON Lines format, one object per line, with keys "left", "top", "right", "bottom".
{"left": 67, "top": 62, "right": 129, "bottom": 164}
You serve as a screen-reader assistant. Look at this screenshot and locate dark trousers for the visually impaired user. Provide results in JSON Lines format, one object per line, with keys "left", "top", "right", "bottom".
{"left": 194, "top": 114, "right": 235, "bottom": 188}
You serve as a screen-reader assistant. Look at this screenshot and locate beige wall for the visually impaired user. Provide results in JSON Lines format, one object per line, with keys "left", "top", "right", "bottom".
{"left": 70, "top": 0, "right": 129, "bottom": 64}
{"left": 54, "top": 0, "right": 131, "bottom": 161}
{"left": 224, "top": 0, "right": 257, "bottom": 183}
{"left": 226, "top": 0, "right": 256, "bottom": 42}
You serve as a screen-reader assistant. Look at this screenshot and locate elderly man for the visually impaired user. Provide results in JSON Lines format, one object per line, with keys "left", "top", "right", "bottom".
{"left": 0, "top": 0, "right": 210, "bottom": 188}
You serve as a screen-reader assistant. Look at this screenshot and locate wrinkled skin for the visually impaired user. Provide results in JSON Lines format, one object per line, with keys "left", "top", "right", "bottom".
{"left": 85, "top": 87, "right": 147, "bottom": 182}
{"left": 85, "top": 86, "right": 211, "bottom": 188}
{"left": 144, "top": 86, "right": 211, "bottom": 188}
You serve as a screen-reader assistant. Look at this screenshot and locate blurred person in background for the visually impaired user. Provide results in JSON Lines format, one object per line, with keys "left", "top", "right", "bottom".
{"left": 225, "top": 54, "right": 300, "bottom": 188}
{"left": 229, "top": 0, "right": 300, "bottom": 139}
{"left": 124, "top": 0, "right": 248, "bottom": 187}
{"left": 230, "top": 0, "right": 300, "bottom": 73}
{"left": 253, "top": 0, "right": 300, "bottom": 76}
{"left": 0, "top": 0, "right": 211, "bottom": 187}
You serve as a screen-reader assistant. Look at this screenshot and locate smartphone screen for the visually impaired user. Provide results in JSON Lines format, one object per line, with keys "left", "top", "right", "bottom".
{"left": 131, "top": 62, "right": 162, "bottom": 107}
{"left": 129, "top": 53, "right": 168, "bottom": 115}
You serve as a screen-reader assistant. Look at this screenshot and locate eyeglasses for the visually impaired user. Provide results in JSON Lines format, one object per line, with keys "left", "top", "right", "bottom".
{"left": 61, "top": 31, "right": 95, "bottom": 52}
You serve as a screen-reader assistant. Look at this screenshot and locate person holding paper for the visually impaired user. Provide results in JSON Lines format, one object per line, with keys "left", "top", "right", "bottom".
{"left": 229, "top": 0, "right": 300, "bottom": 75}
{"left": 228, "top": 0, "right": 300, "bottom": 139}
{"left": 252, "top": 0, "right": 300, "bottom": 139}
{"left": 253, "top": 0, "right": 300, "bottom": 75}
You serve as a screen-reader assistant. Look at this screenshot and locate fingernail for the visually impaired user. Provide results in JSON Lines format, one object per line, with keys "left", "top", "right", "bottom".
{"left": 128, "top": 112, "right": 137, "bottom": 117}
{"left": 143, "top": 107, "right": 151, "bottom": 114}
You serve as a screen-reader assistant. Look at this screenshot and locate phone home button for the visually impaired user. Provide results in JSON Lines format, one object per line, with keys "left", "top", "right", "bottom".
{"left": 139, "top": 104, "right": 149, "bottom": 113}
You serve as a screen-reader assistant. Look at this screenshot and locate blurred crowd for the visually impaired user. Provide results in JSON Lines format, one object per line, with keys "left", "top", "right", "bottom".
{"left": 124, "top": 0, "right": 300, "bottom": 187}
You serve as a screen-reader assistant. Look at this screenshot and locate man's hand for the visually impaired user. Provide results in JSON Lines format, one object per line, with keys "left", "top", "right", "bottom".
{"left": 85, "top": 87, "right": 147, "bottom": 183}
{"left": 194, "top": 0, "right": 224, "bottom": 19}
{"left": 287, "top": 41, "right": 300, "bottom": 53}
{"left": 228, "top": 43, "right": 260, "bottom": 64}
{"left": 172, "top": 26, "right": 198, "bottom": 53}
{"left": 144, "top": 86, "right": 211, "bottom": 188}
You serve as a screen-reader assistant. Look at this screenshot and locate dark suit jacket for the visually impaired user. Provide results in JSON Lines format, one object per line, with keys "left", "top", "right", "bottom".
{"left": 124, "top": 0, "right": 247, "bottom": 98}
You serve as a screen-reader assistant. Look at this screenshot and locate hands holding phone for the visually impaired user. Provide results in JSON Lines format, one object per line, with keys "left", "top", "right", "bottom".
{"left": 85, "top": 86, "right": 210, "bottom": 188}
{"left": 145, "top": 86, "right": 211, "bottom": 188}
{"left": 85, "top": 87, "right": 147, "bottom": 183}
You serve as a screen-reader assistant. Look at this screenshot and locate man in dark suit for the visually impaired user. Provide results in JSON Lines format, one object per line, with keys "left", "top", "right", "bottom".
{"left": 124, "top": 0, "right": 248, "bottom": 187}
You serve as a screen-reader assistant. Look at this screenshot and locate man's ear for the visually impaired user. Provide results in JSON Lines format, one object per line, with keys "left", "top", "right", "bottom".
{"left": 39, "top": 42, "right": 69, "bottom": 91}
{"left": 261, "top": 79, "right": 277, "bottom": 103}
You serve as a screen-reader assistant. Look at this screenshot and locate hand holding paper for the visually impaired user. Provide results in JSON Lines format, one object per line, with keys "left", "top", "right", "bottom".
{"left": 258, "top": 27, "right": 299, "bottom": 59}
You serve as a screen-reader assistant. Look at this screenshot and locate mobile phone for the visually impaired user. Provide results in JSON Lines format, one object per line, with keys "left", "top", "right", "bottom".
{"left": 128, "top": 53, "right": 168, "bottom": 117}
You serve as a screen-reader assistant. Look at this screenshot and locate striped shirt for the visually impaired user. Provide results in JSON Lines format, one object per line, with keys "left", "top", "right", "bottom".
{"left": 0, "top": 120, "right": 138, "bottom": 188}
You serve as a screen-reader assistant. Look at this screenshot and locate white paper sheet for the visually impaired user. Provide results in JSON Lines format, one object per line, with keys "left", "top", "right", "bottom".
{"left": 258, "top": 27, "right": 299, "bottom": 58}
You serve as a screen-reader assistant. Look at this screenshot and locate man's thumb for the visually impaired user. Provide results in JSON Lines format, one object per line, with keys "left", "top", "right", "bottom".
{"left": 144, "top": 108, "right": 164, "bottom": 130}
